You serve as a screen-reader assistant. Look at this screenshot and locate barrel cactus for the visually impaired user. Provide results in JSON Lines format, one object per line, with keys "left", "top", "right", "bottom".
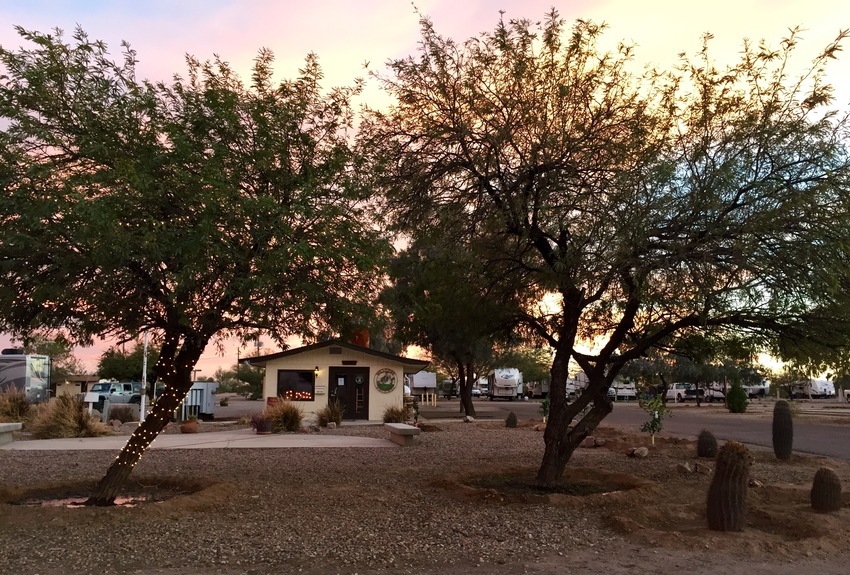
{"left": 697, "top": 429, "right": 718, "bottom": 458}
{"left": 505, "top": 411, "right": 518, "bottom": 428}
{"left": 811, "top": 467, "right": 842, "bottom": 513}
{"left": 772, "top": 400, "right": 793, "bottom": 461}
{"left": 706, "top": 440, "right": 750, "bottom": 531}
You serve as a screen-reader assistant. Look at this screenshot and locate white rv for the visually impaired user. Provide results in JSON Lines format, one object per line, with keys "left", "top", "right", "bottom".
{"left": 487, "top": 368, "right": 523, "bottom": 401}
{"left": 791, "top": 379, "right": 835, "bottom": 399}
{"left": 0, "top": 352, "right": 51, "bottom": 403}
{"left": 404, "top": 371, "right": 437, "bottom": 397}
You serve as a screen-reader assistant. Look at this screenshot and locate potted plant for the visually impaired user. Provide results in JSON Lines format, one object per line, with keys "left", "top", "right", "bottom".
{"left": 179, "top": 414, "right": 199, "bottom": 434}
{"left": 251, "top": 413, "right": 273, "bottom": 435}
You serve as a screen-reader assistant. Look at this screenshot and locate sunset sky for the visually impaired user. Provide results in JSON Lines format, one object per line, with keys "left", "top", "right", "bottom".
{"left": 0, "top": 0, "right": 847, "bottom": 376}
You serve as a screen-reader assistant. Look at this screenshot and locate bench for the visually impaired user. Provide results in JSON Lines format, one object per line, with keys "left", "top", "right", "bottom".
{"left": 384, "top": 422, "right": 421, "bottom": 446}
{"left": 0, "top": 422, "right": 23, "bottom": 446}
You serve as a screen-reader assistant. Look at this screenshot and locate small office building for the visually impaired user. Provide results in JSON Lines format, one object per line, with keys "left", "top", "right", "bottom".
{"left": 240, "top": 340, "right": 429, "bottom": 421}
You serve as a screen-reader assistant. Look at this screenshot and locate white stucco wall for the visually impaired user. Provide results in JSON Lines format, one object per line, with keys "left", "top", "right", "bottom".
{"left": 258, "top": 346, "right": 409, "bottom": 422}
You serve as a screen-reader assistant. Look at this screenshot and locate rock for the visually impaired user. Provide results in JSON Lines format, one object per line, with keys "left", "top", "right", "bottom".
{"left": 327, "top": 422, "right": 336, "bottom": 429}
{"left": 629, "top": 447, "right": 649, "bottom": 458}
{"left": 594, "top": 438, "right": 606, "bottom": 447}
{"left": 581, "top": 436, "right": 596, "bottom": 448}
{"left": 463, "top": 415, "right": 475, "bottom": 423}
{"left": 748, "top": 478, "right": 764, "bottom": 488}
{"left": 109, "top": 419, "right": 123, "bottom": 429}
{"left": 694, "top": 461, "right": 712, "bottom": 475}
{"left": 533, "top": 423, "right": 546, "bottom": 432}
{"left": 677, "top": 462, "right": 693, "bottom": 474}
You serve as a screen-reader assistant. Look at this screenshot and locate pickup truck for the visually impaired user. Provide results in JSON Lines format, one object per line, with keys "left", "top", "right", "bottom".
{"left": 666, "top": 382, "right": 694, "bottom": 403}
{"left": 684, "top": 386, "right": 725, "bottom": 402}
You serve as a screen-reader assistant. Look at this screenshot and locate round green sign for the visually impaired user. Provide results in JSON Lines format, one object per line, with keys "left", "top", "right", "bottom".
{"left": 374, "top": 368, "right": 397, "bottom": 393}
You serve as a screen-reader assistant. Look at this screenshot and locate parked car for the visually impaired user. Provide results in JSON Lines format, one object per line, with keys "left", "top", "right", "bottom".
{"left": 684, "top": 385, "right": 725, "bottom": 402}
{"left": 666, "top": 382, "right": 694, "bottom": 403}
{"left": 743, "top": 382, "right": 769, "bottom": 398}
{"left": 87, "top": 381, "right": 142, "bottom": 413}
{"left": 89, "top": 381, "right": 142, "bottom": 405}
{"left": 610, "top": 385, "right": 637, "bottom": 401}
{"left": 472, "top": 388, "right": 482, "bottom": 397}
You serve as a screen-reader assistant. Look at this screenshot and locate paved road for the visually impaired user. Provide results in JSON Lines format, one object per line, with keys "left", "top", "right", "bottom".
{"left": 212, "top": 394, "right": 850, "bottom": 460}
{"left": 420, "top": 397, "right": 850, "bottom": 460}
{"left": 212, "top": 393, "right": 265, "bottom": 419}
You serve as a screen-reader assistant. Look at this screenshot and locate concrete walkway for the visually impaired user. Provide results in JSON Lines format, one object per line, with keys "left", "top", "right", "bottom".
{"left": 1, "top": 427, "right": 396, "bottom": 451}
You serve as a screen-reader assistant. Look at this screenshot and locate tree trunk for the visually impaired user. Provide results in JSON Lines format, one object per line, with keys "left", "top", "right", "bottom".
{"left": 537, "top": 342, "right": 613, "bottom": 487}
{"left": 536, "top": 381, "right": 613, "bottom": 486}
{"left": 86, "top": 337, "right": 205, "bottom": 505}
{"left": 458, "top": 361, "right": 476, "bottom": 417}
{"left": 85, "top": 384, "right": 187, "bottom": 505}
{"left": 537, "top": 345, "right": 572, "bottom": 486}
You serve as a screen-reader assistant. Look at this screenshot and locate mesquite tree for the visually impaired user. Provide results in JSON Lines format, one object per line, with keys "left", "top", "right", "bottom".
{"left": 381, "top": 233, "right": 520, "bottom": 417}
{"left": 0, "top": 27, "right": 389, "bottom": 504}
{"left": 361, "top": 11, "right": 850, "bottom": 486}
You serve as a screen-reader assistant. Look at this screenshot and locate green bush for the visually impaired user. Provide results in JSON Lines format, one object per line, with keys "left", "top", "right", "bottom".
{"left": 726, "top": 383, "right": 748, "bottom": 413}
{"left": 264, "top": 398, "right": 303, "bottom": 432}
{"left": 108, "top": 405, "right": 137, "bottom": 423}
{"left": 0, "top": 386, "right": 31, "bottom": 422}
{"left": 540, "top": 397, "right": 550, "bottom": 420}
{"left": 318, "top": 399, "right": 345, "bottom": 427}
{"left": 382, "top": 404, "right": 410, "bottom": 423}
{"left": 29, "top": 395, "right": 112, "bottom": 438}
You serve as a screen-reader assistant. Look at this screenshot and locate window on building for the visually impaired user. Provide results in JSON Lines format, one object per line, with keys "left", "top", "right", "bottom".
{"left": 276, "top": 370, "right": 315, "bottom": 401}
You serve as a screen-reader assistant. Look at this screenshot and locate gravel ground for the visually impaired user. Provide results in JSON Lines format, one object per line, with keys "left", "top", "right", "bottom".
{"left": 2, "top": 420, "right": 850, "bottom": 575}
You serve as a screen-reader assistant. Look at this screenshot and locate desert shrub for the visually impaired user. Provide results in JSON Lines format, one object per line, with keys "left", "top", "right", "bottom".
{"left": 108, "top": 405, "right": 137, "bottom": 423}
{"left": 382, "top": 404, "right": 410, "bottom": 423}
{"left": 317, "top": 399, "right": 346, "bottom": 427}
{"left": 506, "top": 411, "right": 518, "bottom": 428}
{"left": 697, "top": 429, "right": 718, "bottom": 458}
{"left": 540, "top": 397, "right": 550, "bottom": 421}
{"left": 726, "top": 383, "right": 748, "bottom": 413}
{"left": 249, "top": 412, "right": 270, "bottom": 430}
{"left": 28, "top": 395, "right": 112, "bottom": 438}
{"left": 264, "top": 398, "right": 303, "bottom": 433}
{"left": 0, "top": 386, "right": 31, "bottom": 422}
{"left": 639, "top": 394, "right": 671, "bottom": 444}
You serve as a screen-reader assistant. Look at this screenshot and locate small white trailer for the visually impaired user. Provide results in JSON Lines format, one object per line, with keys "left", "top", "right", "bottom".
{"left": 404, "top": 371, "right": 437, "bottom": 397}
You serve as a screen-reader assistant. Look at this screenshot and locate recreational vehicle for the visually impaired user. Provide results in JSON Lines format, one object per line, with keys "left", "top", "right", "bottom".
{"left": 791, "top": 379, "right": 836, "bottom": 399}
{"left": 404, "top": 371, "right": 438, "bottom": 397}
{"left": 487, "top": 368, "right": 523, "bottom": 401}
{"left": 0, "top": 351, "right": 51, "bottom": 403}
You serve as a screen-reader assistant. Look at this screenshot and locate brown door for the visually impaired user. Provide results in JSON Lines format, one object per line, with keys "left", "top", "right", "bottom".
{"left": 328, "top": 367, "right": 369, "bottom": 420}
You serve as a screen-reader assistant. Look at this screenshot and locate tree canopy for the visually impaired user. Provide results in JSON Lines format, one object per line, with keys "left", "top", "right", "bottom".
{"left": 20, "top": 333, "right": 86, "bottom": 384}
{"left": 362, "top": 11, "right": 850, "bottom": 485}
{"left": 96, "top": 340, "right": 158, "bottom": 385}
{"left": 381, "top": 232, "right": 519, "bottom": 415}
{"left": 0, "top": 26, "right": 390, "bottom": 502}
